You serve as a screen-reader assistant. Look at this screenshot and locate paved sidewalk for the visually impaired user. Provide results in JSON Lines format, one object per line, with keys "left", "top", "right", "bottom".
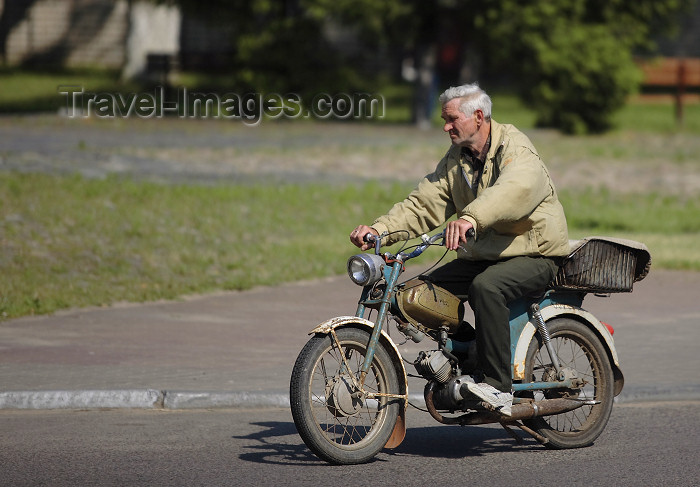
{"left": 1, "top": 268, "right": 699, "bottom": 410}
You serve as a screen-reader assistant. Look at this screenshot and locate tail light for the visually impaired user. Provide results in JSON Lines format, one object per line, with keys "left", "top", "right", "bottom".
{"left": 601, "top": 321, "right": 615, "bottom": 336}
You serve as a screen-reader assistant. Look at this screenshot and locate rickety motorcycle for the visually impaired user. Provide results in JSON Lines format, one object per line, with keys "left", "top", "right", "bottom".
{"left": 289, "top": 229, "right": 651, "bottom": 465}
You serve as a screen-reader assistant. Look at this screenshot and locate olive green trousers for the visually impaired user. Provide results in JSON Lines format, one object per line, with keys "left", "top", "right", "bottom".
{"left": 424, "top": 256, "right": 559, "bottom": 393}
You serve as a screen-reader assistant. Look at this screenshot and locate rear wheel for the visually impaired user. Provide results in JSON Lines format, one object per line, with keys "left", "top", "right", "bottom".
{"left": 521, "top": 317, "right": 615, "bottom": 449}
{"left": 290, "top": 327, "right": 401, "bottom": 464}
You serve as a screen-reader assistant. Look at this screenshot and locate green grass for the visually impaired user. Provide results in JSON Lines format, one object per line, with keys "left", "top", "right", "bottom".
{"left": 612, "top": 97, "right": 700, "bottom": 133}
{"left": 0, "top": 173, "right": 410, "bottom": 318}
{"left": 1, "top": 172, "right": 698, "bottom": 319}
{"left": 559, "top": 189, "right": 700, "bottom": 234}
{"left": 0, "top": 68, "right": 141, "bottom": 113}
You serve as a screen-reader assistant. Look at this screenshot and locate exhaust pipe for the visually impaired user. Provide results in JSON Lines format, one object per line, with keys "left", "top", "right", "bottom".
{"left": 457, "top": 381, "right": 597, "bottom": 421}
{"left": 424, "top": 382, "right": 597, "bottom": 425}
{"left": 508, "top": 397, "right": 597, "bottom": 420}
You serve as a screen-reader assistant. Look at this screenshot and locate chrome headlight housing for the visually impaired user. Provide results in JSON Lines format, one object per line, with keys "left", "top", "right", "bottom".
{"left": 347, "top": 253, "right": 385, "bottom": 286}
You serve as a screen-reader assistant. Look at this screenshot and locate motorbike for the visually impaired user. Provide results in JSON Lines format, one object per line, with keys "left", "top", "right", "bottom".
{"left": 290, "top": 229, "right": 651, "bottom": 465}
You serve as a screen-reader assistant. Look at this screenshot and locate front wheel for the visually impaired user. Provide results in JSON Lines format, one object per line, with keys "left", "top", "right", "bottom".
{"left": 290, "top": 327, "right": 401, "bottom": 465}
{"left": 521, "top": 317, "right": 615, "bottom": 449}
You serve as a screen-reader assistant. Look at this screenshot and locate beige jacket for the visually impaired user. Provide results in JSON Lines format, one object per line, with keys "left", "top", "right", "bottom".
{"left": 372, "top": 120, "right": 569, "bottom": 261}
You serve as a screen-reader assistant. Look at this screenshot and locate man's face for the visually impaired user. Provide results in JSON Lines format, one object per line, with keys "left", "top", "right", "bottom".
{"left": 441, "top": 98, "right": 478, "bottom": 148}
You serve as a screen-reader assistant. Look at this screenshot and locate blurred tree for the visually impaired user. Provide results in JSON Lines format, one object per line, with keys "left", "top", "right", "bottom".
{"left": 306, "top": 1, "right": 476, "bottom": 127}
{"left": 474, "top": 0, "right": 695, "bottom": 133}
{"left": 166, "top": 0, "right": 475, "bottom": 125}
{"left": 167, "top": 0, "right": 387, "bottom": 95}
{"left": 164, "top": 0, "right": 693, "bottom": 132}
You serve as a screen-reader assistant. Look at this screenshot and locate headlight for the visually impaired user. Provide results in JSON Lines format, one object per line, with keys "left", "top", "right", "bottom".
{"left": 347, "top": 254, "right": 385, "bottom": 286}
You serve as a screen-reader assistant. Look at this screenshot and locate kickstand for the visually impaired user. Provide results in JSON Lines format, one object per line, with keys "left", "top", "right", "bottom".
{"left": 499, "top": 421, "right": 550, "bottom": 446}
{"left": 499, "top": 421, "right": 525, "bottom": 445}
{"left": 515, "top": 422, "right": 549, "bottom": 445}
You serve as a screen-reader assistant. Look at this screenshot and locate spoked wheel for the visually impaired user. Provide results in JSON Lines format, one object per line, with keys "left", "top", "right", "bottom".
{"left": 290, "top": 327, "right": 401, "bottom": 465}
{"left": 521, "top": 317, "right": 615, "bottom": 449}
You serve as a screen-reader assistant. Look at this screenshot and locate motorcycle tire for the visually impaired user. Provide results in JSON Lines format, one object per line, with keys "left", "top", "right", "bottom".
{"left": 521, "top": 317, "right": 615, "bottom": 449}
{"left": 290, "top": 327, "right": 401, "bottom": 465}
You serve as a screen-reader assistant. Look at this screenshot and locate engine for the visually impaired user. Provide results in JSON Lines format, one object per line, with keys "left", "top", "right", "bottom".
{"left": 414, "top": 349, "right": 479, "bottom": 412}
{"left": 414, "top": 350, "right": 454, "bottom": 383}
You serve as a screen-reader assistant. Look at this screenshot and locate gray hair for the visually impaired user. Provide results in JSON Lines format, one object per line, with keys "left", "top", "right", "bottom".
{"left": 439, "top": 83, "right": 492, "bottom": 121}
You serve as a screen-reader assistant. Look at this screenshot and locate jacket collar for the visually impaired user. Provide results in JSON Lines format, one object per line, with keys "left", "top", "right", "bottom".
{"left": 486, "top": 119, "right": 505, "bottom": 162}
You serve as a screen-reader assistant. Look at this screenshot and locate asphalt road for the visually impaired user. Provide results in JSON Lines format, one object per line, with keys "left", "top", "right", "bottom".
{"left": 2, "top": 267, "right": 699, "bottom": 410}
{"left": 1, "top": 402, "right": 698, "bottom": 487}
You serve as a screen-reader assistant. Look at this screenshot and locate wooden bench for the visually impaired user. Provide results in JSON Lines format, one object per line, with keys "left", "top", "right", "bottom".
{"left": 636, "top": 57, "right": 700, "bottom": 124}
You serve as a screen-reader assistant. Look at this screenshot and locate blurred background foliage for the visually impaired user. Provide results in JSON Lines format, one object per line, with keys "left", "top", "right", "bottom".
{"left": 163, "top": 0, "right": 696, "bottom": 133}
{"left": 1, "top": 0, "right": 697, "bottom": 132}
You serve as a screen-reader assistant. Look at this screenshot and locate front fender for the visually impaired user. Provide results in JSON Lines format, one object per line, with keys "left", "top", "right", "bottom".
{"left": 512, "top": 305, "right": 624, "bottom": 396}
{"left": 309, "top": 316, "right": 408, "bottom": 448}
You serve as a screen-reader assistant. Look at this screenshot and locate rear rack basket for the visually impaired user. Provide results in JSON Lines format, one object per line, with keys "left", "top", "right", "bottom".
{"left": 552, "top": 237, "right": 651, "bottom": 293}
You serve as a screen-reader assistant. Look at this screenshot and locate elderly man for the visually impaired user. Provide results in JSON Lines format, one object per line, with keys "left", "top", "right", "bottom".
{"left": 349, "top": 83, "right": 569, "bottom": 416}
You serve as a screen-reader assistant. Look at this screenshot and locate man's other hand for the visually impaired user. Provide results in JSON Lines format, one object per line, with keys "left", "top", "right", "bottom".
{"left": 350, "top": 225, "right": 378, "bottom": 251}
{"left": 444, "top": 219, "right": 474, "bottom": 251}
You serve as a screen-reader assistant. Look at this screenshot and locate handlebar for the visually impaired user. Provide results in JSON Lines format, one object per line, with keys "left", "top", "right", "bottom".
{"left": 399, "top": 231, "right": 445, "bottom": 260}
{"left": 365, "top": 227, "right": 474, "bottom": 262}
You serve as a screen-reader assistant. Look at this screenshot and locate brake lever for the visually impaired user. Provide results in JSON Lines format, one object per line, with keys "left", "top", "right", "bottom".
{"left": 434, "top": 227, "right": 474, "bottom": 247}
{"left": 363, "top": 233, "right": 382, "bottom": 255}
{"left": 456, "top": 228, "right": 476, "bottom": 252}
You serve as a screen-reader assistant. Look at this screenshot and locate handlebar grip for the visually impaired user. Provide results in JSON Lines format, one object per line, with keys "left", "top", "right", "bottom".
{"left": 466, "top": 228, "right": 475, "bottom": 239}
{"left": 364, "top": 233, "right": 377, "bottom": 243}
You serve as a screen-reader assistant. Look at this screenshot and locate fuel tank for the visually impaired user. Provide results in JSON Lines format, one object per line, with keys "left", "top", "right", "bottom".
{"left": 395, "top": 279, "right": 462, "bottom": 332}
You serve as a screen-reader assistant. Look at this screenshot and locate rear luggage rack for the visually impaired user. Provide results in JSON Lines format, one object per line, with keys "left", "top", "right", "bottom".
{"left": 552, "top": 237, "right": 651, "bottom": 293}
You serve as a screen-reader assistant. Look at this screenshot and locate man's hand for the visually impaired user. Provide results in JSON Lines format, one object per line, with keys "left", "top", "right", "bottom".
{"left": 350, "top": 225, "right": 379, "bottom": 251}
{"left": 444, "top": 219, "right": 474, "bottom": 251}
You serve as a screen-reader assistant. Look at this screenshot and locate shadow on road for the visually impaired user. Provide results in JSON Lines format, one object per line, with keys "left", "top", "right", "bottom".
{"left": 234, "top": 421, "right": 323, "bottom": 465}
{"left": 235, "top": 420, "right": 541, "bottom": 466}
{"left": 389, "top": 424, "right": 540, "bottom": 459}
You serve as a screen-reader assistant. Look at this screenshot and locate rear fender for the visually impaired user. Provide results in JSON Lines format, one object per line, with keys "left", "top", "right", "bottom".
{"left": 309, "top": 316, "right": 408, "bottom": 448}
{"left": 512, "top": 305, "right": 625, "bottom": 396}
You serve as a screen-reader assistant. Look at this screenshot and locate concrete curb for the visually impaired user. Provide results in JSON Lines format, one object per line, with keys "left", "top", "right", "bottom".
{"left": 163, "top": 391, "right": 291, "bottom": 410}
{"left": 0, "top": 390, "right": 423, "bottom": 410}
{"left": 0, "top": 390, "right": 163, "bottom": 410}
{"left": 0, "top": 390, "right": 297, "bottom": 410}
{"left": 614, "top": 385, "right": 700, "bottom": 404}
{"left": 1, "top": 388, "right": 699, "bottom": 411}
